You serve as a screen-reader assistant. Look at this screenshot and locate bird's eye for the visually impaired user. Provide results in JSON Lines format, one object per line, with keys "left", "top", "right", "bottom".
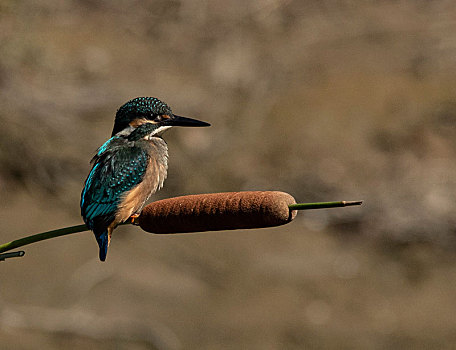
{"left": 153, "top": 114, "right": 170, "bottom": 123}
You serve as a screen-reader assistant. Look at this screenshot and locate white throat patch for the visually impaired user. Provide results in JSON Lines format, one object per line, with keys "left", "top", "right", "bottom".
{"left": 146, "top": 125, "right": 172, "bottom": 139}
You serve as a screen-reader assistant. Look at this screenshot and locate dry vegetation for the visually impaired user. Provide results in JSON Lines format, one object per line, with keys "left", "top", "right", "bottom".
{"left": 1, "top": 1, "right": 456, "bottom": 349}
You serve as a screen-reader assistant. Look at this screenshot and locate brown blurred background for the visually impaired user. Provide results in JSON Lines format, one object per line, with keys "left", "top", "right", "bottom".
{"left": 1, "top": 1, "right": 456, "bottom": 349}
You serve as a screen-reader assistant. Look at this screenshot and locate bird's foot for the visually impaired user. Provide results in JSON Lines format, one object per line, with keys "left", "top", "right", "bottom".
{"left": 130, "top": 214, "right": 140, "bottom": 226}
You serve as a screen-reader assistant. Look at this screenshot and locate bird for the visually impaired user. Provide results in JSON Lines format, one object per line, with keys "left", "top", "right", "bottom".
{"left": 80, "top": 97, "right": 210, "bottom": 261}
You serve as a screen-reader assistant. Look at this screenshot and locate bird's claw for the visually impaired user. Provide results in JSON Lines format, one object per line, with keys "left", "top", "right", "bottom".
{"left": 130, "top": 214, "right": 140, "bottom": 226}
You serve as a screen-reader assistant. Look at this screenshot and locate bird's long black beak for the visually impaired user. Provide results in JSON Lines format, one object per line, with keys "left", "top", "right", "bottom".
{"left": 168, "top": 115, "right": 211, "bottom": 127}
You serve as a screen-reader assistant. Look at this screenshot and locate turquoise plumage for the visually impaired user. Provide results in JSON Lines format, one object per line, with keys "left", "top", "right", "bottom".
{"left": 81, "top": 137, "right": 149, "bottom": 260}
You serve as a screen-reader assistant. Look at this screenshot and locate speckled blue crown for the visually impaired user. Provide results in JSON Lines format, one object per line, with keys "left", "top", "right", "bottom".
{"left": 112, "top": 97, "right": 173, "bottom": 136}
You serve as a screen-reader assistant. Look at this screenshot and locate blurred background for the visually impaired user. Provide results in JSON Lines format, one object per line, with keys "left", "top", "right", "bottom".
{"left": 1, "top": 0, "right": 456, "bottom": 348}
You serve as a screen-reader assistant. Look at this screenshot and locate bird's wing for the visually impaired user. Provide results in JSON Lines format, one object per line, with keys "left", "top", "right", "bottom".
{"left": 90, "top": 136, "right": 120, "bottom": 163}
{"left": 81, "top": 143, "right": 149, "bottom": 227}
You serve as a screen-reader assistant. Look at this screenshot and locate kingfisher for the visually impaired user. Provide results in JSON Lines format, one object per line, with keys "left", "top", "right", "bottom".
{"left": 81, "top": 97, "right": 210, "bottom": 261}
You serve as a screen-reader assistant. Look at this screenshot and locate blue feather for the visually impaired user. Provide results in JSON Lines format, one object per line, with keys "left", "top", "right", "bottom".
{"left": 97, "top": 136, "right": 119, "bottom": 156}
{"left": 80, "top": 163, "right": 99, "bottom": 208}
{"left": 96, "top": 231, "right": 109, "bottom": 261}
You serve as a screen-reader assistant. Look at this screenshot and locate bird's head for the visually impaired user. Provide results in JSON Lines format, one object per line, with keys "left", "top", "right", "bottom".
{"left": 112, "top": 97, "right": 210, "bottom": 138}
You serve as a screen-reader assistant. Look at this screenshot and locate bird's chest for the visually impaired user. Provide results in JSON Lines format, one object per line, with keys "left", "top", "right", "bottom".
{"left": 144, "top": 138, "right": 169, "bottom": 188}
{"left": 133, "top": 139, "right": 169, "bottom": 202}
{"left": 115, "top": 139, "right": 168, "bottom": 222}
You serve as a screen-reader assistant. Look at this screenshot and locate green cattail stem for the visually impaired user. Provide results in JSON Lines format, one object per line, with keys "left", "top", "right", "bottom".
{"left": 0, "top": 251, "right": 25, "bottom": 261}
{"left": 0, "top": 224, "right": 89, "bottom": 254}
{"left": 288, "top": 200, "right": 363, "bottom": 210}
{"left": 0, "top": 198, "right": 362, "bottom": 259}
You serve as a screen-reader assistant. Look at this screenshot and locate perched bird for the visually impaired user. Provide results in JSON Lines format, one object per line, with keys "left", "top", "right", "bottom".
{"left": 81, "top": 97, "right": 210, "bottom": 261}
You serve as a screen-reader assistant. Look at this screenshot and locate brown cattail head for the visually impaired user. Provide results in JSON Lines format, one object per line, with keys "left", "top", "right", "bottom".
{"left": 138, "top": 191, "right": 298, "bottom": 234}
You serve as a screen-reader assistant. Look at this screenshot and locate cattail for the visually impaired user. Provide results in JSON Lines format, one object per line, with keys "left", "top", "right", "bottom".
{"left": 138, "top": 191, "right": 298, "bottom": 234}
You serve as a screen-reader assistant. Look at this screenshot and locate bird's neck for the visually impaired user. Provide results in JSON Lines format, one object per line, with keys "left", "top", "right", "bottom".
{"left": 115, "top": 127, "right": 169, "bottom": 170}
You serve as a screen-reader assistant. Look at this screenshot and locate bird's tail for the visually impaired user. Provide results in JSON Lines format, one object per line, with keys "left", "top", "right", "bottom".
{"left": 95, "top": 231, "right": 109, "bottom": 261}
